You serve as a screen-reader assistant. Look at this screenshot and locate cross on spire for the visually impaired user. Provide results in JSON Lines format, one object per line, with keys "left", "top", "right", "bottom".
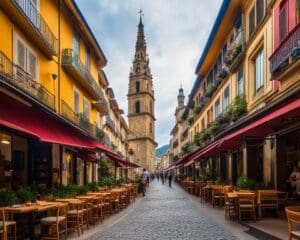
{"left": 138, "top": 9, "right": 144, "bottom": 18}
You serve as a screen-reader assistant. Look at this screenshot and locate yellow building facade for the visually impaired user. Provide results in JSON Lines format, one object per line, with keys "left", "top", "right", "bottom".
{"left": 0, "top": 0, "right": 132, "bottom": 188}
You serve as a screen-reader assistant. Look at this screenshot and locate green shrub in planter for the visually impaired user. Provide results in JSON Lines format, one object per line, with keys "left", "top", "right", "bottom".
{"left": 87, "top": 182, "right": 99, "bottom": 192}
{"left": 0, "top": 189, "right": 17, "bottom": 207}
{"left": 236, "top": 176, "right": 256, "bottom": 190}
{"left": 16, "top": 187, "right": 36, "bottom": 203}
{"left": 205, "top": 84, "right": 217, "bottom": 98}
{"left": 188, "top": 116, "right": 194, "bottom": 125}
{"left": 217, "top": 68, "right": 228, "bottom": 80}
{"left": 208, "top": 122, "right": 221, "bottom": 136}
{"left": 77, "top": 185, "right": 88, "bottom": 195}
{"left": 51, "top": 187, "right": 67, "bottom": 199}
{"left": 193, "top": 130, "right": 210, "bottom": 146}
{"left": 215, "top": 177, "right": 224, "bottom": 185}
{"left": 231, "top": 95, "right": 247, "bottom": 120}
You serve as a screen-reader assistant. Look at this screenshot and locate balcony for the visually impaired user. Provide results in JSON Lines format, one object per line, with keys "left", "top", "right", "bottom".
{"left": 225, "top": 29, "right": 244, "bottom": 73}
{"left": 0, "top": 51, "right": 55, "bottom": 109}
{"left": 62, "top": 49, "right": 106, "bottom": 101}
{"left": 270, "top": 24, "right": 300, "bottom": 79}
{"left": 104, "top": 115, "right": 116, "bottom": 132}
{"left": 61, "top": 100, "right": 102, "bottom": 139}
{"left": 0, "top": 0, "right": 58, "bottom": 58}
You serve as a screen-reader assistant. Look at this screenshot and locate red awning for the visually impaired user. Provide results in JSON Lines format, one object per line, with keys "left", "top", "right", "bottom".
{"left": 0, "top": 92, "right": 109, "bottom": 151}
{"left": 218, "top": 98, "right": 300, "bottom": 150}
{"left": 78, "top": 151, "right": 99, "bottom": 162}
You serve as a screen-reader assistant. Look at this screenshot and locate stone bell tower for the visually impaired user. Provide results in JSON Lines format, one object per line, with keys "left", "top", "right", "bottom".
{"left": 127, "top": 11, "right": 157, "bottom": 172}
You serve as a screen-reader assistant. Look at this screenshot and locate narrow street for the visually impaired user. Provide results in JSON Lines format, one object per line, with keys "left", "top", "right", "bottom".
{"left": 88, "top": 181, "right": 239, "bottom": 240}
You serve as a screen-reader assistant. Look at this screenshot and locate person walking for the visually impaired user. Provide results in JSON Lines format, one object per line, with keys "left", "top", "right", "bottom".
{"left": 160, "top": 171, "right": 164, "bottom": 184}
{"left": 141, "top": 168, "right": 150, "bottom": 196}
{"left": 168, "top": 171, "right": 173, "bottom": 187}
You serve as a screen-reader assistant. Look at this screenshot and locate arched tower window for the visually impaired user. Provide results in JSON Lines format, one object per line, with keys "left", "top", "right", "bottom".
{"left": 150, "top": 123, "right": 153, "bottom": 134}
{"left": 135, "top": 101, "right": 140, "bottom": 113}
{"left": 136, "top": 81, "right": 140, "bottom": 93}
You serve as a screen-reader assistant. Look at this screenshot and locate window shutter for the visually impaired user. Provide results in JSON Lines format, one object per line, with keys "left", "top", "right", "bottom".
{"left": 17, "top": 40, "right": 25, "bottom": 69}
{"left": 249, "top": 8, "right": 255, "bottom": 37}
{"left": 28, "top": 51, "right": 37, "bottom": 80}
{"left": 288, "top": 0, "right": 297, "bottom": 32}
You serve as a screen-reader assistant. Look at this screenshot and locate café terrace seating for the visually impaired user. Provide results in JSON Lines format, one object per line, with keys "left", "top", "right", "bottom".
{"left": 0, "top": 183, "right": 138, "bottom": 240}
{"left": 286, "top": 206, "right": 300, "bottom": 240}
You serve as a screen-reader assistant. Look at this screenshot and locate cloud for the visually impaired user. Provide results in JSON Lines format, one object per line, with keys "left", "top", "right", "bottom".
{"left": 76, "top": 0, "right": 222, "bottom": 147}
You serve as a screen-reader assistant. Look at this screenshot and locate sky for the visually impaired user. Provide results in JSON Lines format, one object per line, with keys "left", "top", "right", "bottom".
{"left": 76, "top": 0, "right": 223, "bottom": 148}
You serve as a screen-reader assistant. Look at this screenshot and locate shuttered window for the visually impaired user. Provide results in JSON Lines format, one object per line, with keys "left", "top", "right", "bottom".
{"left": 17, "top": 40, "right": 25, "bottom": 69}
{"left": 249, "top": 8, "right": 255, "bottom": 37}
{"left": 279, "top": 4, "right": 288, "bottom": 41}
{"left": 14, "top": 33, "right": 38, "bottom": 81}
{"left": 215, "top": 99, "right": 221, "bottom": 118}
{"left": 256, "top": 0, "right": 265, "bottom": 25}
{"left": 223, "top": 86, "right": 230, "bottom": 111}
{"left": 73, "top": 88, "right": 80, "bottom": 114}
{"left": 83, "top": 98, "right": 90, "bottom": 119}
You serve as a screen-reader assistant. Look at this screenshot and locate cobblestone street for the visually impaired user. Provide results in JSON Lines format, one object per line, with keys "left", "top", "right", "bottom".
{"left": 88, "top": 181, "right": 239, "bottom": 240}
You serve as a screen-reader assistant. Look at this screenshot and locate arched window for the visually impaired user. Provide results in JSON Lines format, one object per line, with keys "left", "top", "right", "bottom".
{"left": 150, "top": 123, "right": 153, "bottom": 133}
{"left": 135, "top": 101, "right": 140, "bottom": 113}
{"left": 136, "top": 81, "right": 140, "bottom": 93}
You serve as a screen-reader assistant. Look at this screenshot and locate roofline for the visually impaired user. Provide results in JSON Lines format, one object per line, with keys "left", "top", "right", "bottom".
{"left": 71, "top": 0, "right": 108, "bottom": 64}
{"left": 195, "top": 0, "right": 231, "bottom": 74}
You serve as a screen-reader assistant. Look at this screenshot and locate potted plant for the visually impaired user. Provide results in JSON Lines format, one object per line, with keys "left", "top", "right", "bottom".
{"left": 0, "top": 189, "right": 17, "bottom": 207}
{"left": 208, "top": 122, "right": 221, "bottom": 137}
{"left": 215, "top": 177, "right": 224, "bottom": 185}
{"left": 188, "top": 116, "right": 194, "bottom": 125}
{"left": 217, "top": 68, "right": 228, "bottom": 81}
{"left": 230, "top": 95, "right": 247, "bottom": 121}
{"left": 205, "top": 84, "right": 217, "bottom": 98}
{"left": 87, "top": 182, "right": 99, "bottom": 192}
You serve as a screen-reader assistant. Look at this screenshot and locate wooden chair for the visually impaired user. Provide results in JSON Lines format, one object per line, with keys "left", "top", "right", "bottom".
{"left": 237, "top": 193, "right": 256, "bottom": 221}
{"left": 67, "top": 201, "right": 84, "bottom": 236}
{"left": 40, "top": 203, "right": 68, "bottom": 240}
{"left": 286, "top": 206, "right": 300, "bottom": 240}
{"left": 110, "top": 192, "right": 120, "bottom": 213}
{"left": 211, "top": 185, "right": 223, "bottom": 207}
{"left": 258, "top": 190, "right": 279, "bottom": 218}
{"left": 0, "top": 208, "right": 16, "bottom": 240}
{"left": 92, "top": 196, "right": 104, "bottom": 223}
{"left": 223, "top": 186, "right": 236, "bottom": 219}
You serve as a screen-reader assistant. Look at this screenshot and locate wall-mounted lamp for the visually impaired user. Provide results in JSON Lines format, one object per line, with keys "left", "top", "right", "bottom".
{"left": 51, "top": 74, "right": 58, "bottom": 80}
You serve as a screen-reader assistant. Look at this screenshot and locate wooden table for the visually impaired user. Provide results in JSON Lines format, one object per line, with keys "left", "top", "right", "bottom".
{"left": 76, "top": 195, "right": 97, "bottom": 200}
{"left": 5, "top": 202, "right": 60, "bottom": 240}
{"left": 55, "top": 198, "right": 82, "bottom": 204}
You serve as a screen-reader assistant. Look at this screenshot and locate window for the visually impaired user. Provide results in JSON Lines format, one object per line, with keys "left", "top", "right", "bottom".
{"left": 223, "top": 87, "right": 230, "bottom": 111}
{"left": 201, "top": 118, "right": 205, "bottom": 131}
{"left": 73, "top": 31, "right": 80, "bottom": 54}
{"left": 254, "top": 49, "right": 264, "bottom": 92}
{"left": 150, "top": 123, "right": 153, "bottom": 134}
{"left": 136, "top": 81, "right": 140, "bottom": 93}
{"left": 237, "top": 67, "right": 244, "bottom": 96}
{"left": 73, "top": 87, "right": 80, "bottom": 113}
{"left": 249, "top": 1, "right": 266, "bottom": 37}
{"left": 85, "top": 47, "right": 90, "bottom": 71}
{"left": 215, "top": 99, "right": 221, "bottom": 118}
{"left": 256, "top": 0, "right": 265, "bottom": 25}
{"left": 249, "top": 7, "right": 255, "bottom": 36}
{"left": 83, "top": 97, "right": 90, "bottom": 119}
{"left": 14, "top": 33, "right": 38, "bottom": 81}
{"left": 135, "top": 101, "right": 140, "bottom": 113}
{"left": 279, "top": 4, "right": 288, "bottom": 41}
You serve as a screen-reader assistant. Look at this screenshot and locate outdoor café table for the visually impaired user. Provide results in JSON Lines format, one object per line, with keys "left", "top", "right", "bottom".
{"left": 5, "top": 201, "right": 60, "bottom": 240}
{"left": 87, "top": 192, "right": 111, "bottom": 197}
{"left": 76, "top": 195, "right": 97, "bottom": 200}
{"left": 55, "top": 198, "right": 82, "bottom": 204}
{"left": 203, "top": 185, "right": 213, "bottom": 202}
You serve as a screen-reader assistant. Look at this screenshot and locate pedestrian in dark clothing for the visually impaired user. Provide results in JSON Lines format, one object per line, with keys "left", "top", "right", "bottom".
{"left": 157, "top": 173, "right": 159, "bottom": 181}
{"left": 160, "top": 172, "right": 164, "bottom": 184}
{"left": 168, "top": 171, "right": 173, "bottom": 187}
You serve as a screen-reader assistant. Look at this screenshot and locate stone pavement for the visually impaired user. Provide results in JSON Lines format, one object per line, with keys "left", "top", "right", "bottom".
{"left": 88, "top": 181, "right": 240, "bottom": 240}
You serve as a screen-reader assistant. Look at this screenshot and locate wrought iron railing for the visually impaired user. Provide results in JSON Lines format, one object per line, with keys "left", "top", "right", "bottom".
{"left": 270, "top": 24, "right": 300, "bottom": 74}
{"left": 13, "top": 0, "right": 58, "bottom": 54}
{"left": 62, "top": 49, "right": 105, "bottom": 99}
{"left": 61, "top": 100, "right": 79, "bottom": 125}
{"left": 61, "top": 100, "right": 105, "bottom": 139}
{"left": 0, "top": 51, "right": 55, "bottom": 109}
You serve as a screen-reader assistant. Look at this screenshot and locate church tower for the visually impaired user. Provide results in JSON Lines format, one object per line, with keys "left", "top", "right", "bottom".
{"left": 128, "top": 12, "right": 157, "bottom": 172}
